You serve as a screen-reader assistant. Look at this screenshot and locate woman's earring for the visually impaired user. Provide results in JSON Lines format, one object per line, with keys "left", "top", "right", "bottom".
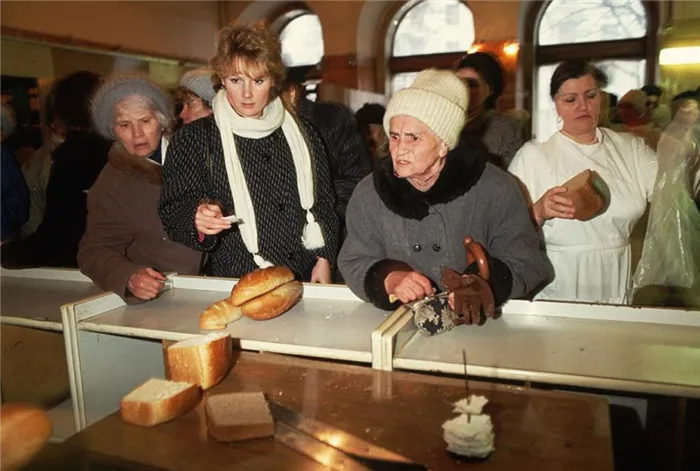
{"left": 557, "top": 115, "right": 562, "bottom": 123}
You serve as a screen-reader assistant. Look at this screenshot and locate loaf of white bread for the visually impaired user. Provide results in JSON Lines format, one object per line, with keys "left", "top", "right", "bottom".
{"left": 205, "top": 392, "right": 274, "bottom": 442}
{"left": 167, "top": 332, "right": 232, "bottom": 390}
{"left": 0, "top": 404, "right": 52, "bottom": 471}
{"left": 120, "top": 378, "right": 201, "bottom": 427}
{"left": 200, "top": 266, "right": 303, "bottom": 330}
{"left": 121, "top": 333, "right": 234, "bottom": 427}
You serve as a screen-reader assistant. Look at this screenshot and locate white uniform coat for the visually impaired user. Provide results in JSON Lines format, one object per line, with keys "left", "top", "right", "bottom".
{"left": 509, "top": 128, "right": 658, "bottom": 304}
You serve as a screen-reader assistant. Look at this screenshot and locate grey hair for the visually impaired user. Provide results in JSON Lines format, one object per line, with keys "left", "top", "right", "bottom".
{"left": 91, "top": 74, "right": 174, "bottom": 140}
{"left": 113, "top": 94, "right": 169, "bottom": 132}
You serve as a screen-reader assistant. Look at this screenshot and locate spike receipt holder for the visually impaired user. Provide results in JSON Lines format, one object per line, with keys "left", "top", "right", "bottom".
{"left": 462, "top": 348, "right": 471, "bottom": 423}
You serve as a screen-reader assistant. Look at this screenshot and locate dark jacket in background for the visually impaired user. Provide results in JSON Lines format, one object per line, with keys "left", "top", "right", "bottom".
{"left": 1, "top": 145, "right": 29, "bottom": 241}
{"left": 461, "top": 110, "right": 523, "bottom": 170}
{"left": 1, "top": 131, "right": 110, "bottom": 267}
{"left": 298, "top": 97, "right": 371, "bottom": 229}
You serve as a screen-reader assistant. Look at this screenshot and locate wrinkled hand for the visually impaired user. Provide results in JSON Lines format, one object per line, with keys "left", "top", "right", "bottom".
{"left": 127, "top": 268, "right": 166, "bottom": 301}
{"left": 533, "top": 186, "right": 575, "bottom": 226}
{"left": 442, "top": 268, "right": 495, "bottom": 325}
{"left": 195, "top": 204, "right": 232, "bottom": 235}
{"left": 310, "top": 257, "right": 331, "bottom": 284}
{"left": 385, "top": 270, "right": 435, "bottom": 304}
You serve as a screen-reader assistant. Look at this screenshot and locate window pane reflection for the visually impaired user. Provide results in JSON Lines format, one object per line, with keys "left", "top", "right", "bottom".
{"left": 280, "top": 14, "right": 324, "bottom": 67}
{"left": 392, "top": 0, "right": 474, "bottom": 57}
{"left": 539, "top": 0, "right": 646, "bottom": 46}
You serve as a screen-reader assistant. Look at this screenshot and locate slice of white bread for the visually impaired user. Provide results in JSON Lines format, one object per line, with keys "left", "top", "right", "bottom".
{"left": 205, "top": 392, "right": 274, "bottom": 442}
{"left": 167, "top": 333, "right": 233, "bottom": 390}
{"left": 120, "top": 378, "right": 201, "bottom": 427}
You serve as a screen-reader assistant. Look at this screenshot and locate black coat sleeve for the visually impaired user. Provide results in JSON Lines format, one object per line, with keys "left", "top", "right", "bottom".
{"left": 158, "top": 122, "right": 217, "bottom": 252}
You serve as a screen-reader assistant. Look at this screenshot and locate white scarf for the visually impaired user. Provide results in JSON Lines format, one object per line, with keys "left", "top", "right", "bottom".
{"left": 212, "top": 90, "right": 325, "bottom": 268}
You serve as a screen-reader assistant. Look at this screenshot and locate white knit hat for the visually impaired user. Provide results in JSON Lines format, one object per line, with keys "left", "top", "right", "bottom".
{"left": 383, "top": 69, "right": 468, "bottom": 149}
{"left": 179, "top": 67, "right": 219, "bottom": 104}
{"left": 91, "top": 73, "right": 174, "bottom": 139}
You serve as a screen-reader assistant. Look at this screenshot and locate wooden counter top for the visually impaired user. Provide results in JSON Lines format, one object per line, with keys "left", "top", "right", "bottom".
{"left": 61, "top": 352, "right": 613, "bottom": 470}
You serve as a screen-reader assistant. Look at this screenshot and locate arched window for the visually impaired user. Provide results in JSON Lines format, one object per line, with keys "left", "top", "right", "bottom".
{"left": 387, "top": 0, "right": 475, "bottom": 94}
{"left": 278, "top": 12, "right": 324, "bottom": 67}
{"left": 272, "top": 8, "right": 324, "bottom": 100}
{"left": 526, "top": 0, "right": 657, "bottom": 141}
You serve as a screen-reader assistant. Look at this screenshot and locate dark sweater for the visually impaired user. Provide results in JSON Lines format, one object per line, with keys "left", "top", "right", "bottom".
{"left": 158, "top": 115, "right": 339, "bottom": 281}
{"left": 1, "top": 131, "right": 110, "bottom": 267}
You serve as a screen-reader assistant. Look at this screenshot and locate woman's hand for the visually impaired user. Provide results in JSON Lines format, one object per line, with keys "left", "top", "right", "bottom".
{"left": 310, "top": 257, "right": 331, "bottom": 284}
{"left": 384, "top": 271, "right": 435, "bottom": 304}
{"left": 532, "top": 186, "right": 575, "bottom": 226}
{"left": 194, "top": 204, "right": 232, "bottom": 235}
{"left": 127, "top": 268, "right": 166, "bottom": 301}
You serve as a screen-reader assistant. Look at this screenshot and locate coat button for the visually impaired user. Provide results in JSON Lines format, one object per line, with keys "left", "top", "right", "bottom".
{"left": 287, "top": 252, "right": 296, "bottom": 261}
{"left": 413, "top": 244, "right": 422, "bottom": 252}
{"left": 432, "top": 244, "right": 441, "bottom": 252}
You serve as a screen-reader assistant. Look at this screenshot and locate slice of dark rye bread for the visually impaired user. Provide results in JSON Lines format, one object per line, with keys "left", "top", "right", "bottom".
{"left": 205, "top": 392, "right": 275, "bottom": 442}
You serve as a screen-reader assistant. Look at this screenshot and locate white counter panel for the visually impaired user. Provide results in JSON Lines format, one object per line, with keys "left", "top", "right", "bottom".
{"left": 393, "top": 313, "right": 700, "bottom": 397}
{"left": 78, "top": 283, "right": 390, "bottom": 363}
{"left": 1, "top": 268, "right": 102, "bottom": 330}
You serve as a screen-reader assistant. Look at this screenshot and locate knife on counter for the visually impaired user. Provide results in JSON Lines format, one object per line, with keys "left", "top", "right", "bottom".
{"left": 270, "top": 402, "right": 430, "bottom": 471}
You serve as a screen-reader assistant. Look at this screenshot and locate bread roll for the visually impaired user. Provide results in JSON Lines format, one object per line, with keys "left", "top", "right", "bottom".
{"left": 167, "top": 333, "right": 232, "bottom": 390}
{"left": 562, "top": 169, "right": 610, "bottom": 221}
{"left": 199, "top": 298, "right": 242, "bottom": 330}
{"left": 230, "top": 266, "right": 295, "bottom": 306}
{"left": 241, "top": 280, "right": 303, "bottom": 321}
{"left": 0, "top": 404, "right": 52, "bottom": 471}
{"left": 120, "top": 378, "right": 201, "bottom": 427}
{"left": 205, "top": 392, "right": 274, "bottom": 442}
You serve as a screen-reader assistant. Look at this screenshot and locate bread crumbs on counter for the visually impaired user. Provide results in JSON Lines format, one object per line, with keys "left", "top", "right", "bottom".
{"left": 365, "top": 428, "right": 370, "bottom": 433}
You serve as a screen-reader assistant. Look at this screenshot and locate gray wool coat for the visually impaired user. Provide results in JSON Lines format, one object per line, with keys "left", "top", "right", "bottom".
{"left": 338, "top": 142, "right": 553, "bottom": 310}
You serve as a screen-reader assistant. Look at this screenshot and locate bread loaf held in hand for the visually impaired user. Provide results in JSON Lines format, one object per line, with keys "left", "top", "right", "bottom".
{"left": 562, "top": 169, "right": 610, "bottom": 221}
{"left": 230, "top": 266, "right": 303, "bottom": 321}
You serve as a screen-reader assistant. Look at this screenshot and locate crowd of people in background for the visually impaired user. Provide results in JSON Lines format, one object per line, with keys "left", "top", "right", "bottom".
{"left": 1, "top": 19, "right": 699, "bottom": 311}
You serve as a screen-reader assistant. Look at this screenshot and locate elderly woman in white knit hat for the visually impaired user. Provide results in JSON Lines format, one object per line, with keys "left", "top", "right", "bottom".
{"left": 176, "top": 67, "right": 219, "bottom": 125}
{"left": 338, "top": 68, "right": 551, "bottom": 325}
{"left": 78, "top": 74, "right": 200, "bottom": 303}
{"left": 158, "top": 21, "right": 338, "bottom": 283}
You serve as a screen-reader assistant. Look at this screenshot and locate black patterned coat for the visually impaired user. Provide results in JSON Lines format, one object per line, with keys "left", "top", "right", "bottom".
{"left": 158, "top": 115, "right": 339, "bottom": 281}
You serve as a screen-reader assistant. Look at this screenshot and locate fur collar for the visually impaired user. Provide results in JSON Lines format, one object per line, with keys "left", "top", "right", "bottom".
{"left": 108, "top": 141, "right": 163, "bottom": 186}
{"left": 373, "top": 137, "right": 487, "bottom": 220}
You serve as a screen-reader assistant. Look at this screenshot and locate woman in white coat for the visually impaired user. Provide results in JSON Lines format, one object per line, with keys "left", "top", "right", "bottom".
{"left": 509, "top": 61, "right": 658, "bottom": 304}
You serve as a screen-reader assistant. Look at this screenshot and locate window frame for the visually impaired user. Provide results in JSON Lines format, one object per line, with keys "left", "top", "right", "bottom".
{"left": 522, "top": 0, "right": 659, "bottom": 137}
{"left": 269, "top": 3, "right": 323, "bottom": 90}
{"left": 385, "top": 0, "right": 475, "bottom": 94}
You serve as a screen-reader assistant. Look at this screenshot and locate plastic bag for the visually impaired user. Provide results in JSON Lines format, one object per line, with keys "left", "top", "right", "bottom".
{"left": 632, "top": 121, "right": 700, "bottom": 295}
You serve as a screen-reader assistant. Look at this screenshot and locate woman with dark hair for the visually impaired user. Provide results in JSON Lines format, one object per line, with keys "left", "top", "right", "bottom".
{"left": 158, "top": 21, "right": 338, "bottom": 282}
{"left": 354, "top": 102, "right": 389, "bottom": 167}
{"left": 509, "top": 60, "right": 658, "bottom": 304}
{"left": 455, "top": 52, "right": 523, "bottom": 169}
{"left": 1, "top": 71, "right": 111, "bottom": 268}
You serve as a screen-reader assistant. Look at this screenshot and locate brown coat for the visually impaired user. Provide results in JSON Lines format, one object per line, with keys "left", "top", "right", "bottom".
{"left": 78, "top": 142, "right": 201, "bottom": 303}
